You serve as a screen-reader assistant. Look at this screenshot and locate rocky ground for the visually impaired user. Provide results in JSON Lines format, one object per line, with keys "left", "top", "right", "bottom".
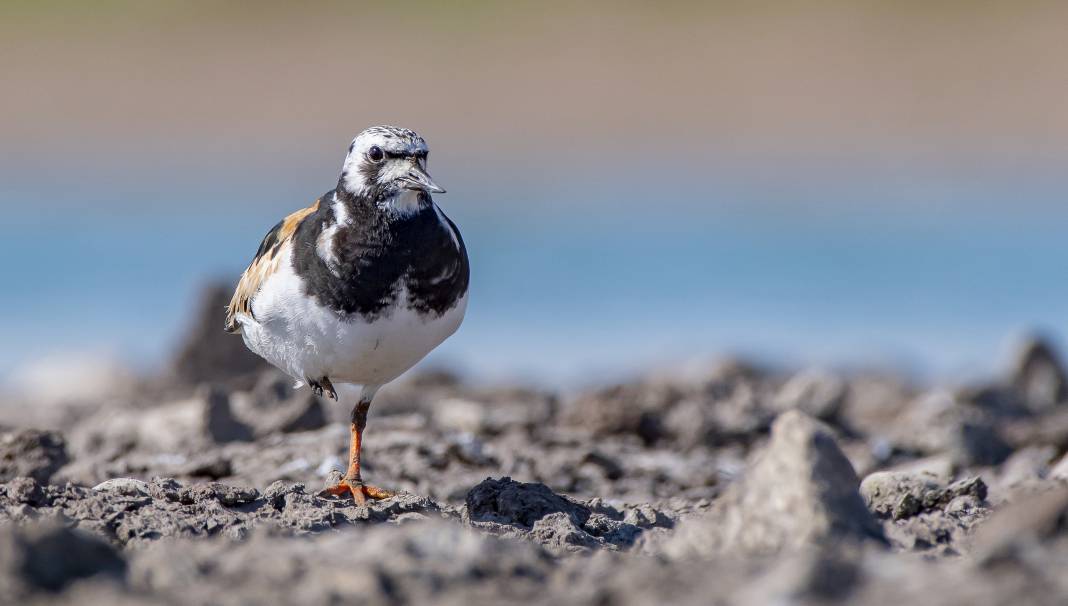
{"left": 3, "top": 287, "right": 1068, "bottom": 605}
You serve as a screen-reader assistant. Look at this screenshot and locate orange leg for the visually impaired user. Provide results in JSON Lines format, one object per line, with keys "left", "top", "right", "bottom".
{"left": 320, "top": 400, "right": 395, "bottom": 505}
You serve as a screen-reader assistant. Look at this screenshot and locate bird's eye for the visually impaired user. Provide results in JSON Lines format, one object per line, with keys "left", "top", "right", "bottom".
{"left": 367, "top": 145, "right": 385, "bottom": 163}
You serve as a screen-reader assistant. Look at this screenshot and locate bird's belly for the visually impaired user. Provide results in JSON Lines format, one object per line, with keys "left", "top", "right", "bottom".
{"left": 326, "top": 296, "right": 467, "bottom": 384}
{"left": 241, "top": 264, "right": 466, "bottom": 386}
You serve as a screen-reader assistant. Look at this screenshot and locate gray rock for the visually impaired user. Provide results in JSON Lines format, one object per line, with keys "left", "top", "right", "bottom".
{"left": 735, "top": 544, "right": 865, "bottom": 605}
{"left": 1001, "top": 408, "right": 1068, "bottom": 459}
{"left": 262, "top": 480, "right": 303, "bottom": 509}
{"left": 562, "top": 382, "right": 677, "bottom": 444}
{"left": 178, "top": 482, "right": 259, "bottom": 506}
{"left": 660, "top": 399, "right": 713, "bottom": 449}
{"left": 664, "top": 411, "right": 884, "bottom": 557}
{"left": 860, "top": 471, "right": 942, "bottom": 520}
{"left": 94, "top": 390, "right": 251, "bottom": 454}
{"left": 887, "top": 390, "right": 1012, "bottom": 467}
{"left": 126, "top": 520, "right": 554, "bottom": 606}
{"left": 836, "top": 375, "right": 915, "bottom": 437}
{"left": 0, "top": 522, "right": 126, "bottom": 599}
{"left": 1050, "top": 451, "right": 1068, "bottom": 481}
{"left": 0, "top": 477, "right": 451, "bottom": 550}
{"left": 92, "top": 478, "right": 151, "bottom": 497}
{"left": 15, "top": 309, "right": 1068, "bottom": 604}
{"left": 702, "top": 379, "right": 776, "bottom": 446}
{"left": 885, "top": 454, "right": 955, "bottom": 482}
{"left": 994, "top": 446, "right": 1059, "bottom": 494}
{"left": 772, "top": 369, "right": 846, "bottom": 420}
{"left": 0, "top": 428, "right": 69, "bottom": 484}
{"left": 531, "top": 511, "right": 601, "bottom": 553}
{"left": 971, "top": 485, "right": 1068, "bottom": 565}
{"left": 860, "top": 471, "right": 987, "bottom": 521}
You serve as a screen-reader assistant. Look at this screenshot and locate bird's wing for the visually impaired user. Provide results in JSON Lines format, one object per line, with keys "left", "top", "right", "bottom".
{"left": 224, "top": 199, "right": 321, "bottom": 333}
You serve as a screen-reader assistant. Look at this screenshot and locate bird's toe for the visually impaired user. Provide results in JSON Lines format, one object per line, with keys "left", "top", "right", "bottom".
{"left": 319, "top": 478, "right": 395, "bottom": 506}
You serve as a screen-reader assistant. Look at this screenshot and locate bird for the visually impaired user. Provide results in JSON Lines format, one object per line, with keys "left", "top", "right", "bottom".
{"left": 224, "top": 125, "right": 469, "bottom": 504}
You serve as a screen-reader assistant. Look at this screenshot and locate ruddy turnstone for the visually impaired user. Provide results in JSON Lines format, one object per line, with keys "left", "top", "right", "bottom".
{"left": 225, "top": 125, "right": 469, "bottom": 503}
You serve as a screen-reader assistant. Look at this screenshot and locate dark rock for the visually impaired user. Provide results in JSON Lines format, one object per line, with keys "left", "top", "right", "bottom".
{"left": 1010, "top": 335, "right": 1068, "bottom": 413}
{"left": 168, "top": 283, "right": 271, "bottom": 389}
{"left": 0, "top": 429, "right": 69, "bottom": 484}
{"left": 175, "top": 453, "right": 233, "bottom": 480}
{"left": 5, "top": 477, "right": 48, "bottom": 506}
{"left": 273, "top": 397, "right": 328, "bottom": 433}
{"left": 462, "top": 479, "right": 655, "bottom": 554}
{"left": 201, "top": 385, "right": 254, "bottom": 443}
{"left": 953, "top": 421, "right": 1012, "bottom": 467}
{"left": 580, "top": 451, "right": 624, "bottom": 481}
{"left": 465, "top": 477, "right": 591, "bottom": 529}
{"left": 232, "top": 371, "right": 328, "bottom": 437}
{"left": 958, "top": 383, "right": 1028, "bottom": 418}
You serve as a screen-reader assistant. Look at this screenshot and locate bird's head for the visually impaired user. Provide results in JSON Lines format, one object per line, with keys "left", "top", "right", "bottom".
{"left": 338, "top": 125, "right": 444, "bottom": 213}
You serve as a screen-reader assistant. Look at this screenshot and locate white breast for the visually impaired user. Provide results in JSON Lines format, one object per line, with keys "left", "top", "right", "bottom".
{"left": 238, "top": 259, "right": 467, "bottom": 388}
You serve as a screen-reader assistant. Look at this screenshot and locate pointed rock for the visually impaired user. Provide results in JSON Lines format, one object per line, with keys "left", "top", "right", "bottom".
{"left": 665, "top": 410, "right": 884, "bottom": 557}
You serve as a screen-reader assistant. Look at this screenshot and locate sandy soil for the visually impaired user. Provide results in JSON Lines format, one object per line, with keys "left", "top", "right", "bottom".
{"left": 3, "top": 287, "right": 1068, "bottom": 604}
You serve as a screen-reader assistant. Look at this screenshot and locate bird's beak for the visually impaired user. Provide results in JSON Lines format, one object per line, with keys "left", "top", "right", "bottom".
{"left": 401, "top": 163, "right": 446, "bottom": 194}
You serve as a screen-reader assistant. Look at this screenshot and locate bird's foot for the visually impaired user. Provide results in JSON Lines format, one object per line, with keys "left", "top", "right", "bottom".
{"left": 319, "top": 478, "right": 395, "bottom": 506}
{"left": 307, "top": 376, "right": 338, "bottom": 401}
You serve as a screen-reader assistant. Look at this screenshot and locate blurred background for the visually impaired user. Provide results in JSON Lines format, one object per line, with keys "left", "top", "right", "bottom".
{"left": 2, "top": 0, "right": 1067, "bottom": 388}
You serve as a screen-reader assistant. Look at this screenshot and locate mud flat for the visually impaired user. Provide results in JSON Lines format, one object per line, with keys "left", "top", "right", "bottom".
{"left": 3, "top": 289, "right": 1068, "bottom": 604}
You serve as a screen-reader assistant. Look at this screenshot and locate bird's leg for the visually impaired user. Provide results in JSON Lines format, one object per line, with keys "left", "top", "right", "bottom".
{"left": 320, "top": 398, "right": 394, "bottom": 504}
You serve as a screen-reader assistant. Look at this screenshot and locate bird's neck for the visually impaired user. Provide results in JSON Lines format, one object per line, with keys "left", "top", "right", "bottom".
{"left": 334, "top": 187, "right": 429, "bottom": 223}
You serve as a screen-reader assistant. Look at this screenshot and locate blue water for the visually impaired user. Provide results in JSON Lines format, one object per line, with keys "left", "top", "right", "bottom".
{"left": 3, "top": 164, "right": 1067, "bottom": 385}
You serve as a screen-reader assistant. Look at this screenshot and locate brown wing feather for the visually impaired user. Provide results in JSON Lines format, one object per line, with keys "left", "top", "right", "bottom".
{"left": 224, "top": 199, "right": 320, "bottom": 333}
